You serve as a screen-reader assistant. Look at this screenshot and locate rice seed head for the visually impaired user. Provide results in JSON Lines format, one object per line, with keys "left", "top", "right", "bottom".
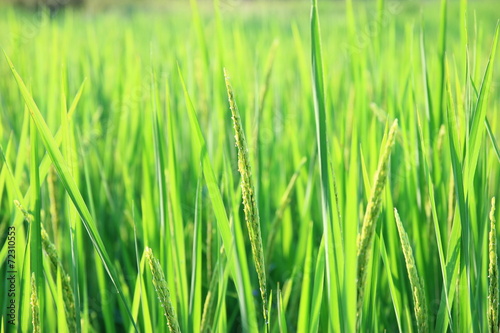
{"left": 41, "top": 227, "right": 60, "bottom": 270}
{"left": 41, "top": 226, "right": 76, "bottom": 332}
{"left": 200, "top": 290, "right": 214, "bottom": 333}
{"left": 47, "top": 166, "right": 59, "bottom": 236}
{"left": 31, "top": 273, "right": 41, "bottom": 333}
{"left": 224, "top": 68, "right": 268, "bottom": 323}
{"left": 14, "top": 199, "right": 34, "bottom": 223}
{"left": 447, "top": 172, "right": 456, "bottom": 229}
{"left": 488, "top": 197, "right": 498, "bottom": 333}
{"left": 436, "top": 124, "right": 446, "bottom": 153}
{"left": 394, "top": 208, "right": 428, "bottom": 333}
{"left": 200, "top": 262, "right": 219, "bottom": 333}
{"left": 356, "top": 119, "right": 398, "bottom": 324}
{"left": 145, "top": 247, "right": 181, "bottom": 333}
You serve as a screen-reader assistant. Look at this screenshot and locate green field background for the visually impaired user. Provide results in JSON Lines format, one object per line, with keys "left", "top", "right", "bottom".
{"left": 1, "top": 1, "right": 500, "bottom": 332}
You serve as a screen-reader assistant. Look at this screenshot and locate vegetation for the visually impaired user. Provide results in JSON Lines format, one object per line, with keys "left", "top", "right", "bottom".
{"left": 0, "top": 0, "right": 499, "bottom": 332}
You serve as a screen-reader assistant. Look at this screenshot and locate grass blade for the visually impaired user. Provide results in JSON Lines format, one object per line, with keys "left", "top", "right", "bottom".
{"left": 29, "top": 116, "right": 43, "bottom": 331}
{"left": 277, "top": 284, "right": 288, "bottom": 333}
{"left": 485, "top": 117, "right": 500, "bottom": 164}
{"left": 311, "top": 0, "right": 343, "bottom": 330}
{"left": 464, "top": 23, "right": 499, "bottom": 194}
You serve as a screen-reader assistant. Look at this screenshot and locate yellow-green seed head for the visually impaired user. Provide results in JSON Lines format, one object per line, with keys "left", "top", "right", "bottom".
{"left": 488, "top": 197, "right": 498, "bottom": 333}
{"left": 31, "top": 273, "right": 41, "bottom": 333}
{"left": 394, "top": 208, "right": 428, "bottom": 333}
{"left": 41, "top": 226, "right": 76, "bottom": 332}
{"left": 356, "top": 119, "right": 398, "bottom": 326}
{"left": 224, "top": 68, "right": 268, "bottom": 324}
{"left": 145, "top": 247, "right": 181, "bottom": 333}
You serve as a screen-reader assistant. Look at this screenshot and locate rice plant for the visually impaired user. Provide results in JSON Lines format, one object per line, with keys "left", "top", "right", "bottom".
{"left": 0, "top": 0, "right": 499, "bottom": 332}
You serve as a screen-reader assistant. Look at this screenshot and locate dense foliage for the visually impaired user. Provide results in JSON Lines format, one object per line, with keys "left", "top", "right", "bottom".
{"left": 1, "top": 1, "right": 499, "bottom": 331}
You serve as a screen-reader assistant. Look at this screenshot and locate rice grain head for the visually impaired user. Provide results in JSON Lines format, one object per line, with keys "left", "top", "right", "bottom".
{"left": 200, "top": 288, "right": 214, "bottom": 333}
{"left": 48, "top": 166, "right": 59, "bottom": 236}
{"left": 356, "top": 119, "right": 398, "bottom": 325}
{"left": 447, "top": 172, "right": 456, "bottom": 230}
{"left": 14, "top": 199, "right": 33, "bottom": 223}
{"left": 41, "top": 226, "right": 76, "bottom": 332}
{"left": 224, "top": 68, "right": 268, "bottom": 324}
{"left": 394, "top": 208, "right": 428, "bottom": 333}
{"left": 488, "top": 197, "right": 498, "bottom": 333}
{"left": 31, "top": 273, "right": 41, "bottom": 333}
{"left": 145, "top": 247, "right": 181, "bottom": 333}
{"left": 200, "top": 262, "right": 219, "bottom": 333}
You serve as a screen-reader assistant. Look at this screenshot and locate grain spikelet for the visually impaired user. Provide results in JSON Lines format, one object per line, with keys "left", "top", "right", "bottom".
{"left": 31, "top": 273, "right": 41, "bottom": 333}
{"left": 14, "top": 200, "right": 33, "bottom": 223}
{"left": 447, "top": 172, "right": 455, "bottom": 230}
{"left": 356, "top": 119, "right": 398, "bottom": 324}
{"left": 224, "top": 68, "right": 268, "bottom": 323}
{"left": 394, "top": 208, "right": 428, "bottom": 333}
{"left": 41, "top": 226, "right": 76, "bottom": 332}
{"left": 145, "top": 247, "right": 181, "bottom": 333}
{"left": 488, "top": 197, "right": 498, "bottom": 333}
{"left": 47, "top": 166, "right": 59, "bottom": 238}
{"left": 436, "top": 124, "right": 446, "bottom": 153}
{"left": 200, "top": 259, "right": 220, "bottom": 333}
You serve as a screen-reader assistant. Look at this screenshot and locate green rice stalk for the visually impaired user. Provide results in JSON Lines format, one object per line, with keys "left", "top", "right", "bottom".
{"left": 224, "top": 68, "right": 268, "bottom": 323}
{"left": 41, "top": 226, "right": 76, "bottom": 332}
{"left": 145, "top": 247, "right": 181, "bottom": 333}
{"left": 394, "top": 208, "right": 428, "bottom": 333}
{"left": 356, "top": 119, "right": 398, "bottom": 325}
{"left": 31, "top": 273, "right": 41, "bottom": 333}
{"left": 488, "top": 197, "right": 498, "bottom": 333}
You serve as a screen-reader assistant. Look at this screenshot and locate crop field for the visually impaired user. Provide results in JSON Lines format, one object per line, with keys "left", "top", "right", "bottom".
{"left": 0, "top": 0, "right": 500, "bottom": 332}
